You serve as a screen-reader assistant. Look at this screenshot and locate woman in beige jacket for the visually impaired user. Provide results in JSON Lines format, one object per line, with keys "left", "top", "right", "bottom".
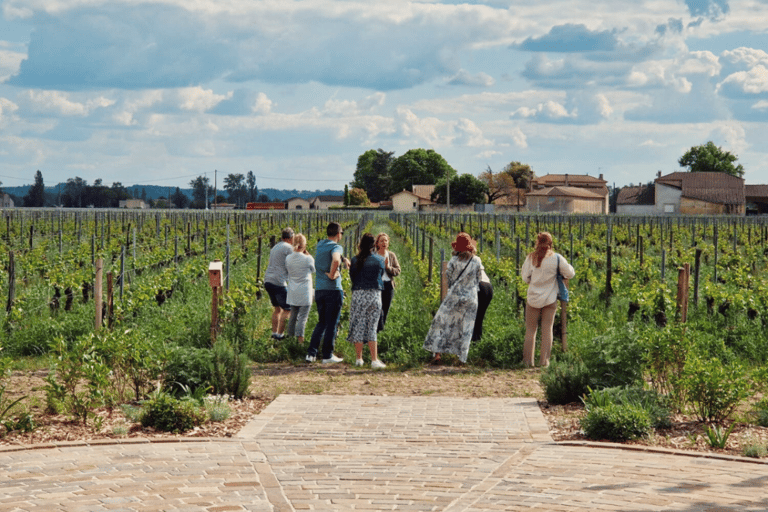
{"left": 375, "top": 233, "right": 401, "bottom": 332}
{"left": 521, "top": 232, "right": 575, "bottom": 368}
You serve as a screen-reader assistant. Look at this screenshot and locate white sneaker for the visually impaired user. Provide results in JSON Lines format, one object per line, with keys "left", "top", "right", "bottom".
{"left": 371, "top": 360, "right": 386, "bottom": 369}
{"left": 355, "top": 359, "right": 364, "bottom": 367}
{"left": 322, "top": 354, "right": 343, "bottom": 364}
{"left": 305, "top": 355, "right": 316, "bottom": 363}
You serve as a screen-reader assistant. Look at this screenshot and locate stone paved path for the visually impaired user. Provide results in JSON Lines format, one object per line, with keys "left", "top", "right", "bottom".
{"left": 1, "top": 395, "right": 767, "bottom": 511}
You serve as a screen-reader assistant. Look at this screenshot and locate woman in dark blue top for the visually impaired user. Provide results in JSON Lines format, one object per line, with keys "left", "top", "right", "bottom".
{"left": 347, "top": 232, "right": 387, "bottom": 369}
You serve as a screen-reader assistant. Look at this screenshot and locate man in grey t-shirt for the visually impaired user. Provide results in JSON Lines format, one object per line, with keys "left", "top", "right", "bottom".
{"left": 264, "top": 227, "right": 295, "bottom": 339}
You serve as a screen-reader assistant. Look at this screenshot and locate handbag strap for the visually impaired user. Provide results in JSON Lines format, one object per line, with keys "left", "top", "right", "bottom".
{"left": 450, "top": 258, "right": 474, "bottom": 287}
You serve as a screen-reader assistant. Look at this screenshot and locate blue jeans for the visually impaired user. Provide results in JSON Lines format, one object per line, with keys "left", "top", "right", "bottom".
{"left": 308, "top": 289, "right": 344, "bottom": 359}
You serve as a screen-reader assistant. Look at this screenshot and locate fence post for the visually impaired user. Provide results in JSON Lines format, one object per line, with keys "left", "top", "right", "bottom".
{"left": 95, "top": 258, "right": 103, "bottom": 331}
{"left": 677, "top": 263, "right": 690, "bottom": 323}
{"left": 428, "top": 237, "right": 433, "bottom": 282}
{"left": 6, "top": 251, "right": 14, "bottom": 313}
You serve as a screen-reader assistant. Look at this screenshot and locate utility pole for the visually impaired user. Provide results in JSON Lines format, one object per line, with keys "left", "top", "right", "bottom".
{"left": 214, "top": 169, "right": 217, "bottom": 210}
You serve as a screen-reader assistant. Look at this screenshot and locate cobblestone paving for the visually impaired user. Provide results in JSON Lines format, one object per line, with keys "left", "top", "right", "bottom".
{"left": 1, "top": 395, "right": 767, "bottom": 511}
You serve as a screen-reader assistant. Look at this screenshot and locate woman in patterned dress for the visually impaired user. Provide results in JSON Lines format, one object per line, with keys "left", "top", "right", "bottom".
{"left": 423, "top": 232, "right": 483, "bottom": 364}
{"left": 347, "top": 232, "right": 387, "bottom": 369}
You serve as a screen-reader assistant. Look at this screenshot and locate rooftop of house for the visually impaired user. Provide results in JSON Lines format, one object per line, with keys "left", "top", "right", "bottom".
{"left": 526, "top": 186, "right": 605, "bottom": 199}
{"left": 617, "top": 184, "right": 655, "bottom": 206}
{"left": 656, "top": 172, "right": 744, "bottom": 205}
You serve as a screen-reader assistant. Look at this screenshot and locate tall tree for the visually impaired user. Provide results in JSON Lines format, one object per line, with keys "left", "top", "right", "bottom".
{"left": 223, "top": 173, "right": 247, "bottom": 207}
{"left": 63, "top": 177, "right": 87, "bottom": 208}
{"left": 141, "top": 188, "right": 147, "bottom": 201}
{"left": 349, "top": 188, "right": 371, "bottom": 206}
{"left": 351, "top": 148, "right": 395, "bottom": 203}
{"left": 189, "top": 175, "right": 211, "bottom": 208}
{"left": 246, "top": 171, "right": 257, "bottom": 202}
{"left": 479, "top": 166, "right": 516, "bottom": 203}
{"left": 389, "top": 149, "right": 456, "bottom": 197}
{"left": 431, "top": 174, "right": 488, "bottom": 205}
{"left": 503, "top": 161, "right": 535, "bottom": 189}
{"left": 678, "top": 141, "right": 744, "bottom": 177}
{"left": 171, "top": 187, "right": 189, "bottom": 209}
{"left": 343, "top": 184, "right": 350, "bottom": 206}
{"left": 24, "top": 170, "right": 46, "bottom": 207}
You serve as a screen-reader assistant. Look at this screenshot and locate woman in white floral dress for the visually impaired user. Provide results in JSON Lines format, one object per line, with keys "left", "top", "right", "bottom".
{"left": 423, "top": 232, "right": 483, "bottom": 364}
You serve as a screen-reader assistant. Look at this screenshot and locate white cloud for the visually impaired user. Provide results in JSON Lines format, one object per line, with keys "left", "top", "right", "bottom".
{"left": 511, "top": 100, "right": 574, "bottom": 121}
{"left": 17, "top": 90, "right": 115, "bottom": 116}
{"left": 718, "top": 65, "right": 768, "bottom": 97}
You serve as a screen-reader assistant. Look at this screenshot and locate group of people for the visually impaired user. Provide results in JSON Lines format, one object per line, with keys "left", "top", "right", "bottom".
{"left": 425, "top": 231, "right": 575, "bottom": 367}
{"left": 263, "top": 222, "right": 400, "bottom": 368}
{"left": 264, "top": 222, "right": 575, "bottom": 369}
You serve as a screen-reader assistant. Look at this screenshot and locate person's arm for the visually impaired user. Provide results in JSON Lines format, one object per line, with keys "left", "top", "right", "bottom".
{"left": 327, "top": 251, "right": 342, "bottom": 280}
{"left": 521, "top": 255, "right": 533, "bottom": 284}
{"left": 387, "top": 251, "right": 401, "bottom": 277}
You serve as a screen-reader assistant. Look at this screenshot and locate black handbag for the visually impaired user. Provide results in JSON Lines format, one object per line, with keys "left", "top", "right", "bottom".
{"left": 556, "top": 254, "right": 569, "bottom": 303}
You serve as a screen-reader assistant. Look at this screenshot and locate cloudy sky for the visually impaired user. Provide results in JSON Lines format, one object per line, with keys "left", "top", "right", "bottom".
{"left": 0, "top": 0, "right": 766, "bottom": 194}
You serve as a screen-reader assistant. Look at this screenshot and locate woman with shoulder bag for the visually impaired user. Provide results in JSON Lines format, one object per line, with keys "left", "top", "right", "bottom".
{"left": 375, "top": 233, "right": 401, "bottom": 332}
{"left": 423, "top": 232, "right": 483, "bottom": 364}
{"left": 520, "top": 232, "right": 575, "bottom": 368}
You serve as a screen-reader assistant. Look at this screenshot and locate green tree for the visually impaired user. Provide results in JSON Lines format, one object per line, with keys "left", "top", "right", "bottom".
{"left": 678, "top": 141, "right": 744, "bottom": 178}
{"left": 431, "top": 173, "right": 488, "bottom": 205}
{"left": 343, "top": 184, "right": 350, "bottom": 206}
{"left": 63, "top": 177, "right": 87, "bottom": 208}
{"left": 349, "top": 187, "right": 371, "bottom": 206}
{"left": 352, "top": 149, "right": 395, "bottom": 203}
{"left": 223, "top": 173, "right": 247, "bottom": 207}
{"left": 390, "top": 149, "right": 456, "bottom": 197}
{"left": 23, "top": 170, "right": 46, "bottom": 207}
{"left": 171, "top": 187, "right": 189, "bottom": 209}
{"left": 246, "top": 171, "right": 257, "bottom": 202}
{"left": 189, "top": 176, "right": 211, "bottom": 209}
{"left": 503, "top": 161, "right": 535, "bottom": 190}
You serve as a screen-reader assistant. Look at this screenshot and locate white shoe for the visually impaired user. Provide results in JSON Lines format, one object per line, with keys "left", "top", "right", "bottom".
{"left": 371, "top": 359, "right": 386, "bottom": 369}
{"left": 355, "top": 359, "right": 364, "bottom": 367}
{"left": 305, "top": 355, "right": 316, "bottom": 363}
{"left": 322, "top": 354, "right": 343, "bottom": 364}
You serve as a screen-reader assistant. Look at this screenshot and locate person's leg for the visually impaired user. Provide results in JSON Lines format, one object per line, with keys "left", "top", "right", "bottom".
{"left": 355, "top": 342, "right": 364, "bottom": 360}
{"left": 321, "top": 290, "right": 343, "bottom": 360}
{"left": 286, "top": 308, "right": 298, "bottom": 337}
{"left": 296, "top": 305, "right": 310, "bottom": 342}
{"left": 277, "top": 309, "right": 290, "bottom": 335}
{"left": 472, "top": 282, "right": 493, "bottom": 341}
{"left": 378, "top": 282, "right": 393, "bottom": 332}
{"left": 539, "top": 302, "right": 558, "bottom": 367}
{"left": 307, "top": 292, "right": 329, "bottom": 359}
{"left": 523, "top": 303, "right": 541, "bottom": 367}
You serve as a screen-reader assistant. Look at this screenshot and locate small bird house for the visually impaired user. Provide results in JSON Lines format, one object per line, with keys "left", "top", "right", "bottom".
{"left": 208, "top": 260, "right": 223, "bottom": 288}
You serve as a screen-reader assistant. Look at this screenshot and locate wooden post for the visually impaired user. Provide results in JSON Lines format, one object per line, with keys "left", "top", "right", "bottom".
{"left": 95, "top": 258, "right": 103, "bottom": 331}
{"left": 677, "top": 263, "right": 690, "bottom": 323}
{"left": 693, "top": 248, "right": 702, "bottom": 306}
{"left": 440, "top": 261, "right": 448, "bottom": 302}
{"left": 560, "top": 301, "right": 568, "bottom": 352}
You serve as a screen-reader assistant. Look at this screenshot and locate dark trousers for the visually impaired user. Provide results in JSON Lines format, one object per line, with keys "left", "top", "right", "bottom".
{"left": 472, "top": 281, "right": 494, "bottom": 341}
{"left": 377, "top": 281, "right": 394, "bottom": 332}
{"left": 308, "top": 289, "right": 343, "bottom": 359}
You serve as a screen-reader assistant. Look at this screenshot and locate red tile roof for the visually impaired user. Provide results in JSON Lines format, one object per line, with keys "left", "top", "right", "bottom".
{"left": 656, "top": 172, "right": 744, "bottom": 205}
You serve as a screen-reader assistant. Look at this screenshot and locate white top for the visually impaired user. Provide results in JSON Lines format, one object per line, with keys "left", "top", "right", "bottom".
{"left": 521, "top": 252, "right": 575, "bottom": 308}
{"left": 285, "top": 251, "right": 315, "bottom": 306}
{"left": 380, "top": 250, "right": 391, "bottom": 282}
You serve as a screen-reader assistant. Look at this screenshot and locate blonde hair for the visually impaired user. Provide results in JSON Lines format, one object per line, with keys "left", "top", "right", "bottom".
{"left": 292, "top": 233, "right": 307, "bottom": 252}
{"left": 375, "top": 233, "right": 389, "bottom": 250}
{"left": 529, "top": 232, "right": 553, "bottom": 268}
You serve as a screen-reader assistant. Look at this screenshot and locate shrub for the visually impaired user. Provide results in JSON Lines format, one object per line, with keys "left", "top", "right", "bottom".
{"left": 578, "top": 324, "right": 644, "bottom": 388}
{"left": 211, "top": 340, "right": 251, "bottom": 400}
{"left": 204, "top": 395, "right": 232, "bottom": 422}
{"left": 162, "top": 346, "right": 213, "bottom": 397}
{"left": 140, "top": 391, "right": 206, "bottom": 433}
{"left": 583, "top": 386, "right": 671, "bottom": 429}
{"left": 581, "top": 403, "right": 653, "bottom": 442}
{"left": 540, "top": 353, "right": 591, "bottom": 405}
{"left": 680, "top": 356, "right": 753, "bottom": 422}
{"left": 742, "top": 438, "right": 768, "bottom": 458}
{"left": 750, "top": 398, "right": 768, "bottom": 428}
